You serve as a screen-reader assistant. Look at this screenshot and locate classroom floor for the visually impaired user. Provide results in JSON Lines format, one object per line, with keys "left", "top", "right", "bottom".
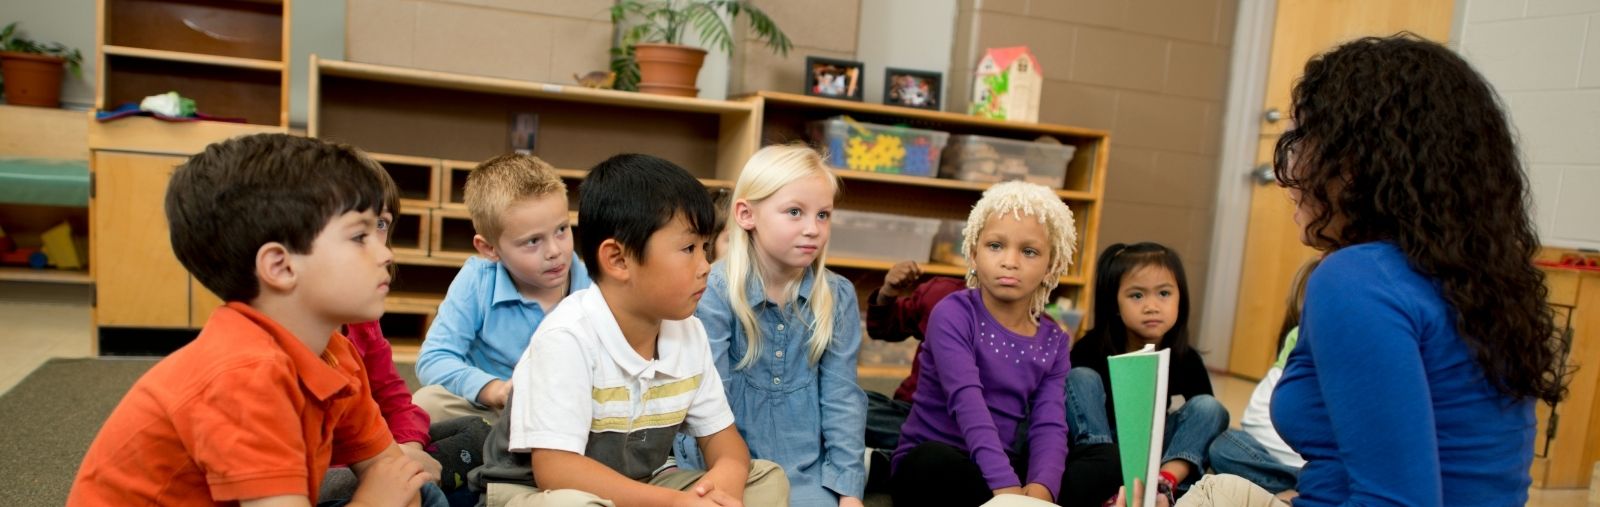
{"left": 0, "top": 280, "right": 1591, "bottom": 505}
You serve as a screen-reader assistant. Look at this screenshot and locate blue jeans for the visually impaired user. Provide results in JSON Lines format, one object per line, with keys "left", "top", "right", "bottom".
{"left": 1208, "top": 429, "right": 1300, "bottom": 493}
{"left": 865, "top": 390, "right": 911, "bottom": 450}
{"left": 1064, "top": 367, "right": 1231, "bottom": 478}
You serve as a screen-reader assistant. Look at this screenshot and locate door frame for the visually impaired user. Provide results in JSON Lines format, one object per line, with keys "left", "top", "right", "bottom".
{"left": 1196, "top": 0, "right": 1278, "bottom": 371}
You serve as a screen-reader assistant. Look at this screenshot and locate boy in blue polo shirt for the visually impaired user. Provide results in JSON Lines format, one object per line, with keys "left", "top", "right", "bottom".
{"left": 414, "top": 154, "right": 592, "bottom": 422}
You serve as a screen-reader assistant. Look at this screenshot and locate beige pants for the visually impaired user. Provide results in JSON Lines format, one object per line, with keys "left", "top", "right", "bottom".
{"left": 1175, "top": 474, "right": 1290, "bottom": 507}
{"left": 485, "top": 459, "right": 789, "bottom": 507}
{"left": 413, "top": 384, "right": 499, "bottom": 424}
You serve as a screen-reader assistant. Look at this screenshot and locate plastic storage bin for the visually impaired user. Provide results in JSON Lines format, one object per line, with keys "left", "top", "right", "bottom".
{"left": 929, "top": 219, "right": 967, "bottom": 265}
{"left": 828, "top": 209, "right": 940, "bottom": 263}
{"left": 809, "top": 117, "right": 950, "bottom": 177}
{"left": 940, "top": 134, "right": 1077, "bottom": 188}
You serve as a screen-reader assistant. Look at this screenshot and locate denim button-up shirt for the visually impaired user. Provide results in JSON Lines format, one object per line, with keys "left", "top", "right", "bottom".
{"left": 674, "top": 262, "right": 867, "bottom": 505}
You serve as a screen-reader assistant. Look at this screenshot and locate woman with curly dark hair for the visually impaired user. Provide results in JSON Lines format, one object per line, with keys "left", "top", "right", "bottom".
{"left": 1170, "top": 34, "right": 1568, "bottom": 507}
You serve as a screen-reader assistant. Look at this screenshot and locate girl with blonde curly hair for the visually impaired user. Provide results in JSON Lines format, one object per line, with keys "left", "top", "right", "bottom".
{"left": 890, "top": 181, "right": 1078, "bottom": 506}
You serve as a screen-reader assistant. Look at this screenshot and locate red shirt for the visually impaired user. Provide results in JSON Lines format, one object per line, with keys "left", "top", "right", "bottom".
{"left": 345, "top": 321, "right": 431, "bottom": 449}
{"left": 69, "top": 303, "right": 394, "bottom": 505}
{"left": 865, "top": 276, "right": 965, "bottom": 401}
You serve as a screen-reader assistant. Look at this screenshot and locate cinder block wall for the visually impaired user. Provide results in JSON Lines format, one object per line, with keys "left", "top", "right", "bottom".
{"left": 345, "top": 0, "right": 615, "bottom": 84}
{"left": 951, "top": 0, "right": 1238, "bottom": 326}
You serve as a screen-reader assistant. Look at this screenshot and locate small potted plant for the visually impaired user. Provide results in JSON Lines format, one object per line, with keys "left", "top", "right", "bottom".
{"left": 0, "top": 22, "right": 83, "bottom": 108}
{"left": 610, "top": 0, "right": 791, "bottom": 97}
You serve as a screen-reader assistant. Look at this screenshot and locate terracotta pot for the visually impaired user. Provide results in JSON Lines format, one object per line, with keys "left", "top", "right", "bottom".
{"left": 0, "top": 51, "right": 66, "bottom": 108}
{"left": 634, "top": 43, "right": 706, "bottom": 97}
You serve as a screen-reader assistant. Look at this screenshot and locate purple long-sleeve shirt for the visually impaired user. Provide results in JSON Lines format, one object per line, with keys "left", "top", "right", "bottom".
{"left": 891, "top": 289, "right": 1072, "bottom": 498}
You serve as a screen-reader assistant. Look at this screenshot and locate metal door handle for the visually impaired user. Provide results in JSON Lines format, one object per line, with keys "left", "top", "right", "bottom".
{"left": 1264, "top": 108, "right": 1283, "bottom": 123}
{"left": 1252, "top": 164, "right": 1276, "bottom": 185}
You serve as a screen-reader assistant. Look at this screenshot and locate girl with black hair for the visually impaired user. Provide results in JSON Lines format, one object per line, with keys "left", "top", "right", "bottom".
{"left": 1065, "top": 242, "right": 1228, "bottom": 506}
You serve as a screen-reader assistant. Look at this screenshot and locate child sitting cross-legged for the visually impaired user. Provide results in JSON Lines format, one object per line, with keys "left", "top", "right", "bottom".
{"left": 469, "top": 153, "right": 789, "bottom": 506}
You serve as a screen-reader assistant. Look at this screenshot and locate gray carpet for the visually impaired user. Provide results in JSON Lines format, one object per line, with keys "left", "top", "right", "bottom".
{"left": 0, "top": 357, "right": 423, "bottom": 506}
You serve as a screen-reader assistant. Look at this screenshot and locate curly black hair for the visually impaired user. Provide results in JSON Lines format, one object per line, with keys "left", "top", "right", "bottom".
{"left": 1274, "top": 34, "right": 1566, "bottom": 403}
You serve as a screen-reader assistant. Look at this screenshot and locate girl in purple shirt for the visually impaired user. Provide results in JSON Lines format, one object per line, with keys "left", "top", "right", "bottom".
{"left": 891, "top": 181, "right": 1077, "bottom": 506}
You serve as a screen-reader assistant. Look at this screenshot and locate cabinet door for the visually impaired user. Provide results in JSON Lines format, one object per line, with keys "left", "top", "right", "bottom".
{"left": 93, "top": 152, "right": 191, "bottom": 327}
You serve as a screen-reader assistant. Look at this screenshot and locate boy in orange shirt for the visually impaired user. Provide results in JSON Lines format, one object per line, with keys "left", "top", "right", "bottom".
{"left": 69, "top": 134, "right": 433, "bottom": 506}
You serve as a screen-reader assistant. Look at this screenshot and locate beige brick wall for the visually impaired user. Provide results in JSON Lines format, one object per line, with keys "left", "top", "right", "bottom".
{"left": 953, "top": 0, "right": 1237, "bottom": 325}
{"left": 346, "top": 0, "right": 615, "bottom": 84}
{"left": 729, "top": 0, "right": 862, "bottom": 96}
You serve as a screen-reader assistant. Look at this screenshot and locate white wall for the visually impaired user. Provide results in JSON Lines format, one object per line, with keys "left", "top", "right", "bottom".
{"left": 1455, "top": 0, "right": 1600, "bottom": 249}
{"left": 856, "top": 0, "right": 957, "bottom": 106}
{"left": 1, "top": 0, "right": 96, "bottom": 108}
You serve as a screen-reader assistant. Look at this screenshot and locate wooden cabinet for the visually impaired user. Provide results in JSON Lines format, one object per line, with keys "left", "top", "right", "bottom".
{"left": 1531, "top": 262, "right": 1600, "bottom": 488}
{"left": 90, "top": 151, "right": 189, "bottom": 328}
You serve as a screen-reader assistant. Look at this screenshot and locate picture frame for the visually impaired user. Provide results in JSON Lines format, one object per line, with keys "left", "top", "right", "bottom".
{"left": 883, "top": 67, "right": 942, "bottom": 110}
{"left": 804, "top": 56, "right": 864, "bottom": 101}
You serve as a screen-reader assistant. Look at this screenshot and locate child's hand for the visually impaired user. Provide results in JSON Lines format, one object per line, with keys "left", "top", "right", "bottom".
{"left": 1111, "top": 479, "right": 1171, "bottom": 507}
{"left": 1021, "top": 483, "right": 1052, "bottom": 502}
{"left": 993, "top": 486, "right": 1024, "bottom": 497}
{"left": 879, "top": 261, "right": 924, "bottom": 300}
{"left": 399, "top": 442, "right": 442, "bottom": 482}
{"left": 675, "top": 481, "right": 739, "bottom": 507}
{"left": 840, "top": 495, "right": 865, "bottom": 507}
{"left": 351, "top": 451, "right": 428, "bottom": 507}
{"left": 476, "top": 379, "right": 511, "bottom": 409}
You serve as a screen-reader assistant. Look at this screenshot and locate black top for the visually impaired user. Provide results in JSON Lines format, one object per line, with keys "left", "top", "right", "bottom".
{"left": 1069, "top": 341, "right": 1212, "bottom": 430}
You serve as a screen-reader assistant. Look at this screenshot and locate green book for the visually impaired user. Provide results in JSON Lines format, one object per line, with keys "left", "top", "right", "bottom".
{"left": 1108, "top": 344, "right": 1170, "bottom": 507}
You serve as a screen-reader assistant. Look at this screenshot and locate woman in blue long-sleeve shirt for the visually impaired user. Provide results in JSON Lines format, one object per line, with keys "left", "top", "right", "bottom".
{"left": 1175, "top": 34, "right": 1568, "bottom": 507}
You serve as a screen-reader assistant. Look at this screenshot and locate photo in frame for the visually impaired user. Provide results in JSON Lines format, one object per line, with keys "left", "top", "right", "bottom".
{"left": 804, "top": 56, "right": 864, "bottom": 101}
{"left": 883, "top": 67, "right": 941, "bottom": 110}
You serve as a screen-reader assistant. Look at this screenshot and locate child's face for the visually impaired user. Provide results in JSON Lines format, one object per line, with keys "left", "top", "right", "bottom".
{"left": 970, "top": 213, "right": 1051, "bottom": 308}
{"left": 482, "top": 194, "right": 574, "bottom": 297}
{"left": 1117, "top": 264, "right": 1180, "bottom": 345}
{"left": 628, "top": 214, "right": 712, "bottom": 321}
{"left": 739, "top": 174, "right": 834, "bottom": 273}
{"left": 294, "top": 209, "right": 394, "bottom": 325}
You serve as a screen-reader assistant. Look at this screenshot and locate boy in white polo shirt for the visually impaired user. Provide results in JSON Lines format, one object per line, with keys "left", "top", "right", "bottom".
{"left": 470, "top": 154, "right": 788, "bottom": 507}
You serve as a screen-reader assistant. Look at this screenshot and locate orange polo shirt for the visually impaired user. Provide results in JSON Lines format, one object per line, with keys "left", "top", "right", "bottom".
{"left": 68, "top": 302, "right": 394, "bottom": 505}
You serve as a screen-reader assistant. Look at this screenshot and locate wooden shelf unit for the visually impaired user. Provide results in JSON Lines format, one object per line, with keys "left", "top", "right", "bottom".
{"left": 740, "top": 91, "right": 1110, "bottom": 333}
{"left": 308, "top": 59, "right": 1109, "bottom": 361}
{"left": 96, "top": 0, "right": 291, "bottom": 127}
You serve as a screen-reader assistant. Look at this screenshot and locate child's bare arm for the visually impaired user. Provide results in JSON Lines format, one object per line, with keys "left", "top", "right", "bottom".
{"left": 240, "top": 496, "right": 311, "bottom": 507}
{"left": 349, "top": 444, "right": 428, "bottom": 507}
{"left": 695, "top": 425, "right": 752, "bottom": 500}
{"left": 531, "top": 449, "right": 711, "bottom": 507}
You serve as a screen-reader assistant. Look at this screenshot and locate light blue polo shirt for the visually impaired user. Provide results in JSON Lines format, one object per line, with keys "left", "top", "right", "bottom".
{"left": 415, "top": 254, "right": 592, "bottom": 403}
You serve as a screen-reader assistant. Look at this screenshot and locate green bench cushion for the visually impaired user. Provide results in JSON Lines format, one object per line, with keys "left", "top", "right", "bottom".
{"left": 0, "top": 158, "right": 90, "bottom": 207}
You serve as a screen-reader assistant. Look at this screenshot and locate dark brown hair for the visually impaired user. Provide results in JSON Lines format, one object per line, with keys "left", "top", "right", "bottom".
{"left": 166, "top": 134, "right": 398, "bottom": 302}
{"left": 1274, "top": 34, "right": 1565, "bottom": 403}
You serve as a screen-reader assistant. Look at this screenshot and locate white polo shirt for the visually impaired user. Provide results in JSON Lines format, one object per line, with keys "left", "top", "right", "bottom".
{"left": 506, "top": 286, "right": 735, "bottom": 480}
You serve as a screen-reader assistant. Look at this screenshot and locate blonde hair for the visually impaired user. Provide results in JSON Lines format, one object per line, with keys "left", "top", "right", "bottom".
{"left": 464, "top": 154, "right": 566, "bottom": 243}
{"left": 724, "top": 145, "right": 840, "bottom": 369}
{"left": 961, "top": 181, "right": 1078, "bottom": 320}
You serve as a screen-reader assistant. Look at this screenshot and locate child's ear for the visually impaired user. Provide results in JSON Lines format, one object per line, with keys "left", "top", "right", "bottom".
{"left": 255, "top": 242, "right": 296, "bottom": 294}
{"left": 597, "top": 238, "right": 630, "bottom": 283}
{"left": 733, "top": 199, "right": 757, "bottom": 231}
{"left": 472, "top": 234, "right": 499, "bottom": 261}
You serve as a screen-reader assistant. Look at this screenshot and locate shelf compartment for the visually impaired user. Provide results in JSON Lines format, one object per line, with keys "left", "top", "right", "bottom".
{"left": 390, "top": 261, "right": 460, "bottom": 296}
{"left": 440, "top": 159, "right": 476, "bottom": 208}
{"left": 103, "top": 54, "right": 283, "bottom": 126}
{"left": 368, "top": 153, "right": 441, "bottom": 210}
{"left": 389, "top": 208, "right": 429, "bottom": 257}
{"left": 430, "top": 208, "right": 476, "bottom": 262}
{"left": 105, "top": 0, "right": 286, "bottom": 62}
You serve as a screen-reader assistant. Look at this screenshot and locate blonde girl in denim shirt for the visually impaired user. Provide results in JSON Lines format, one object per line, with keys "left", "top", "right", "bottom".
{"left": 674, "top": 144, "right": 867, "bottom": 507}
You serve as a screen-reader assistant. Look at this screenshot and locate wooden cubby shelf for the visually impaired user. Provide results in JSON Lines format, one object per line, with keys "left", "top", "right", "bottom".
{"left": 390, "top": 209, "right": 429, "bottom": 257}
{"left": 101, "top": 45, "right": 284, "bottom": 71}
{"left": 310, "top": 57, "right": 1109, "bottom": 351}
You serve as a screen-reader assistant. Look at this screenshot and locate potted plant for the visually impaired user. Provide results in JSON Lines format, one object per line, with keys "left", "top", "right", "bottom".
{"left": 610, "top": 0, "right": 792, "bottom": 97}
{"left": 0, "top": 22, "right": 83, "bottom": 108}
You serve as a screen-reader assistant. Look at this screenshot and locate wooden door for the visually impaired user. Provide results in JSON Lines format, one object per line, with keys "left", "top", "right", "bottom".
{"left": 93, "top": 151, "right": 191, "bottom": 327}
{"left": 1227, "top": 0, "right": 1456, "bottom": 379}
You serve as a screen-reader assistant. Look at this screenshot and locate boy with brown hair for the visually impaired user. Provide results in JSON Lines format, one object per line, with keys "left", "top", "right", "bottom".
{"left": 414, "top": 154, "right": 592, "bottom": 422}
{"left": 69, "top": 133, "right": 433, "bottom": 506}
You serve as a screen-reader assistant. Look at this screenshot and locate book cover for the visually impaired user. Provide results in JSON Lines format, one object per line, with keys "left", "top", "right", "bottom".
{"left": 1108, "top": 344, "right": 1171, "bottom": 507}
